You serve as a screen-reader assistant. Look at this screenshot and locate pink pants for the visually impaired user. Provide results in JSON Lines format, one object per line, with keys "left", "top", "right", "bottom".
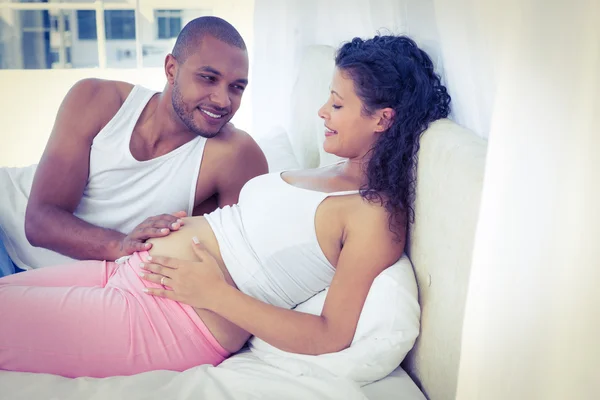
{"left": 0, "top": 251, "right": 229, "bottom": 378}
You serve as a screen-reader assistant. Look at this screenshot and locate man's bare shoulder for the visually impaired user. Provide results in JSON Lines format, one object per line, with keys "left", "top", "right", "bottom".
{"left": 202, "top": 123, "right": 268, "bottom": 186}
{"left": 67, "top": 78, "right": 132, "bottom": 110}
{"left": 60, "top": 79, "right": 134, "bottom": 135}
{"left": 212, "top": 123, "right": 254, "bottom": 145}
{"left": 210, "top": 123, "right": 266, "bottom": 159}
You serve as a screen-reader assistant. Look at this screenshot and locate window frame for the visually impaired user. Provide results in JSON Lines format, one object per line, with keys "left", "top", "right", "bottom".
{"left": 0, "top": 1, "right": 213, "bottom": 69}
{"left": 155, "top": 9, "right": 182, "bottom": 40}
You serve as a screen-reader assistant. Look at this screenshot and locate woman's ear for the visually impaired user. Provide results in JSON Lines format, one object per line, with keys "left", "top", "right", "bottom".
{"left": 374, "top": 108, "right": 395, "bottom": 133}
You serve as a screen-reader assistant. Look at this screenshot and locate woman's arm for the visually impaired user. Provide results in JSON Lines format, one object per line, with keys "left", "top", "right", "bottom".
{"left": 142, "top": 204, "right": 405, "bottom": 355}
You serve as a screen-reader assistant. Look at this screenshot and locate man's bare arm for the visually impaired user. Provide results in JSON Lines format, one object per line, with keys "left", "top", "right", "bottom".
{"left": 25, "top": 79, "right": 129, "bottom": 260}
{"left": 25, "top": 79, "right": 180, "bottom": 261}
{"left": 192, "top": 194, "right": 219, "bottom": 216}
{"left": 215, "top": 130, "right": 268, "bottom": 208}
{"left": 191, "top": 127, "right": 268, "bottom": 217}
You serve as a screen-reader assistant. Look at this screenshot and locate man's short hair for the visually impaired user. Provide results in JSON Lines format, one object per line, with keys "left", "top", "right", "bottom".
{"left": 172, "top": 16, "right": 246, "bottom": 63}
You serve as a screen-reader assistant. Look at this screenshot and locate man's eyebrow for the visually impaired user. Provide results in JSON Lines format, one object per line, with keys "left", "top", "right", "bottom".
{"left": 198, "top": 66, "right": 248, "bottom": 85}
{"left": 198, "top": 66, "right": 222, "bottom": 76}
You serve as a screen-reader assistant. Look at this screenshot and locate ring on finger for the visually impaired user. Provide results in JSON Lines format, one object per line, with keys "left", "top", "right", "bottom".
{"left": 160, "top": 276, "right": 166, "bottom": 286}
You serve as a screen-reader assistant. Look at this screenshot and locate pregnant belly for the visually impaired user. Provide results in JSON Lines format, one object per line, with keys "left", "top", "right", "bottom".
{"left": 146, "top": 216, "right": 234, "bottom": 286}
{"left": 146, "top": 216, "right": 250, "bottom": 353}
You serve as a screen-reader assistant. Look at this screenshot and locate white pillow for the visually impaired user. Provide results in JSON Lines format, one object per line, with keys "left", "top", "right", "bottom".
{"left": 257, "top": 126, "right": 301, "bottom": 173}
{"left": 248, "top": 254, "right": 421, "bottom": 386}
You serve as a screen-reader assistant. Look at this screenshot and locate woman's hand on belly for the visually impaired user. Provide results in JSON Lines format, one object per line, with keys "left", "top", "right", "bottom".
{"left": 139, "top": 237, "right": 228, "bottom": 310}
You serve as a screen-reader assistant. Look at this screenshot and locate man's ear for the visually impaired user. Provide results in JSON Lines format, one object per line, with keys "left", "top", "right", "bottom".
{"left": 165, "top": 54, "right": 178, "bottom": 85}
{"left": 374, "top": 107, "right": 395, "bottom": 133}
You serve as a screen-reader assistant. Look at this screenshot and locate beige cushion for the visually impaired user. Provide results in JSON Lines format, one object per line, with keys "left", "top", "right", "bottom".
{"left": 402, "top": 119, "right": 487, "bottom": 400}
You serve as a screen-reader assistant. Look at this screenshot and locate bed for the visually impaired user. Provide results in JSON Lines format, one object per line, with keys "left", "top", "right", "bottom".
{"left": 0, "top": 44, "right": 487, "bottom": 400}
{"left": 0, "top": 350, "right": 424, "bottom": 399}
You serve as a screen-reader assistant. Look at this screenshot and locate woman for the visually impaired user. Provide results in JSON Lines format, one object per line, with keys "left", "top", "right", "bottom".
{"left": 0, "top": 35, "right": 450, "bottom": 378}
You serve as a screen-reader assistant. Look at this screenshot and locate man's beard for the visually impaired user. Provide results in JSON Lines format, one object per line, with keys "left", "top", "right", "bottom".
{"left": 171, "top": 82, "right": 223, "bottom": 139}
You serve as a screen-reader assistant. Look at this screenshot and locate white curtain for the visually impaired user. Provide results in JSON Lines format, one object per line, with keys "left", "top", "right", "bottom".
{"left": 251, "top": 0, "right": 500, "bottom": 140}
{"left": 456, "top": 0, "right": 600, "bottom": 398}
{"left": 252, "top": 0, "right": 599, "bottom": 397}
{"left": 251, "top": 0, "right": 407, "bottom": 139}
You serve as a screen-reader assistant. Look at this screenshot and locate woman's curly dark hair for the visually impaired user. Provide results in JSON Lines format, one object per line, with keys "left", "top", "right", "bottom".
{"left": 335, "top": 35, "right": 451, "bottom": 238}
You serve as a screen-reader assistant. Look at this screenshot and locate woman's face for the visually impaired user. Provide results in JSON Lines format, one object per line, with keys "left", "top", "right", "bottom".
{"left": 318, "top": 68, "right": 387, "bottom": 160}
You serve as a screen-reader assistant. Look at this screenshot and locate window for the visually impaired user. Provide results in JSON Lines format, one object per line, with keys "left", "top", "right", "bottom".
{"left": 0, "top": 3, "right": 215, "bottom": 69}
{"left": 20, "top": 9, "right": 51, "bottom": 69}
{"left": 77, "top": 10, "right": 136, "bottom": 40}
{"left": 76, "top": 10, "right": 96, "bottom": 40}
{"left": 51, "top": 12, "right": 71, "bottom": 32}
{"left": 22, "top": 29, "right": 51, "bottom": 69}
{"left": 105, "top": 10, "right": 135, "bottom": 40}
{"left": 50, "top": 49, "right": 59, "bottom": 64}
{"left": 156, "top": 10, "right": 182, "bottom": 39}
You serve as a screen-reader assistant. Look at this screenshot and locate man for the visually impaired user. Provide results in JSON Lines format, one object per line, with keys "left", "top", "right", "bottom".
{"left": 0, "top": 16, "right": 267, "bottom": 277}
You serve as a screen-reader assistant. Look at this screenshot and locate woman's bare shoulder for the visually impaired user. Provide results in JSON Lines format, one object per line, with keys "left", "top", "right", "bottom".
{"left": 346, "top": 196, "right": 406, "bottom": 257}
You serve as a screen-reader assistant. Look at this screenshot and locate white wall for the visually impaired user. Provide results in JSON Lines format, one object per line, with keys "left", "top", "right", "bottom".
{"left": 0, "top": 68, "right": 157, "bottom": 167}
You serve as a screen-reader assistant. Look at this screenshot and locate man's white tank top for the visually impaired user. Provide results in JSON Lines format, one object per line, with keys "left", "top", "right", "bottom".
{"left": 0, "top": 85, "right": 207, "bottom": 269}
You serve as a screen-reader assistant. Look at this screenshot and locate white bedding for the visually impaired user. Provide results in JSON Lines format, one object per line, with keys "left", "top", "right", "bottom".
{"left": 362, "top": 365, "right": 426, "bottom": 400}
{"left": 0, "top": 350, "right": 423, "bottom": 400}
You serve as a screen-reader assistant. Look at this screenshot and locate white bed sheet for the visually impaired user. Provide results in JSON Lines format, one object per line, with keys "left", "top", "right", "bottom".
{"left": 361, "top": 365, "right": 426, "bottom": 400}
{"left": 0, "top": 350, "right": 424, "bottom": 400}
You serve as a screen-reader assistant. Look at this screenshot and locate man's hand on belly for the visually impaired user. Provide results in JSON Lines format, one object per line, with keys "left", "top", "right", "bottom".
{"left": 118, "top": 211, "right": 187, "bottom": 257}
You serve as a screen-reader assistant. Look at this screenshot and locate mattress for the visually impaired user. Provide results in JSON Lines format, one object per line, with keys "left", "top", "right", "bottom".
{"left": 0, "top": 350, "right": 424, "bottom": 400}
